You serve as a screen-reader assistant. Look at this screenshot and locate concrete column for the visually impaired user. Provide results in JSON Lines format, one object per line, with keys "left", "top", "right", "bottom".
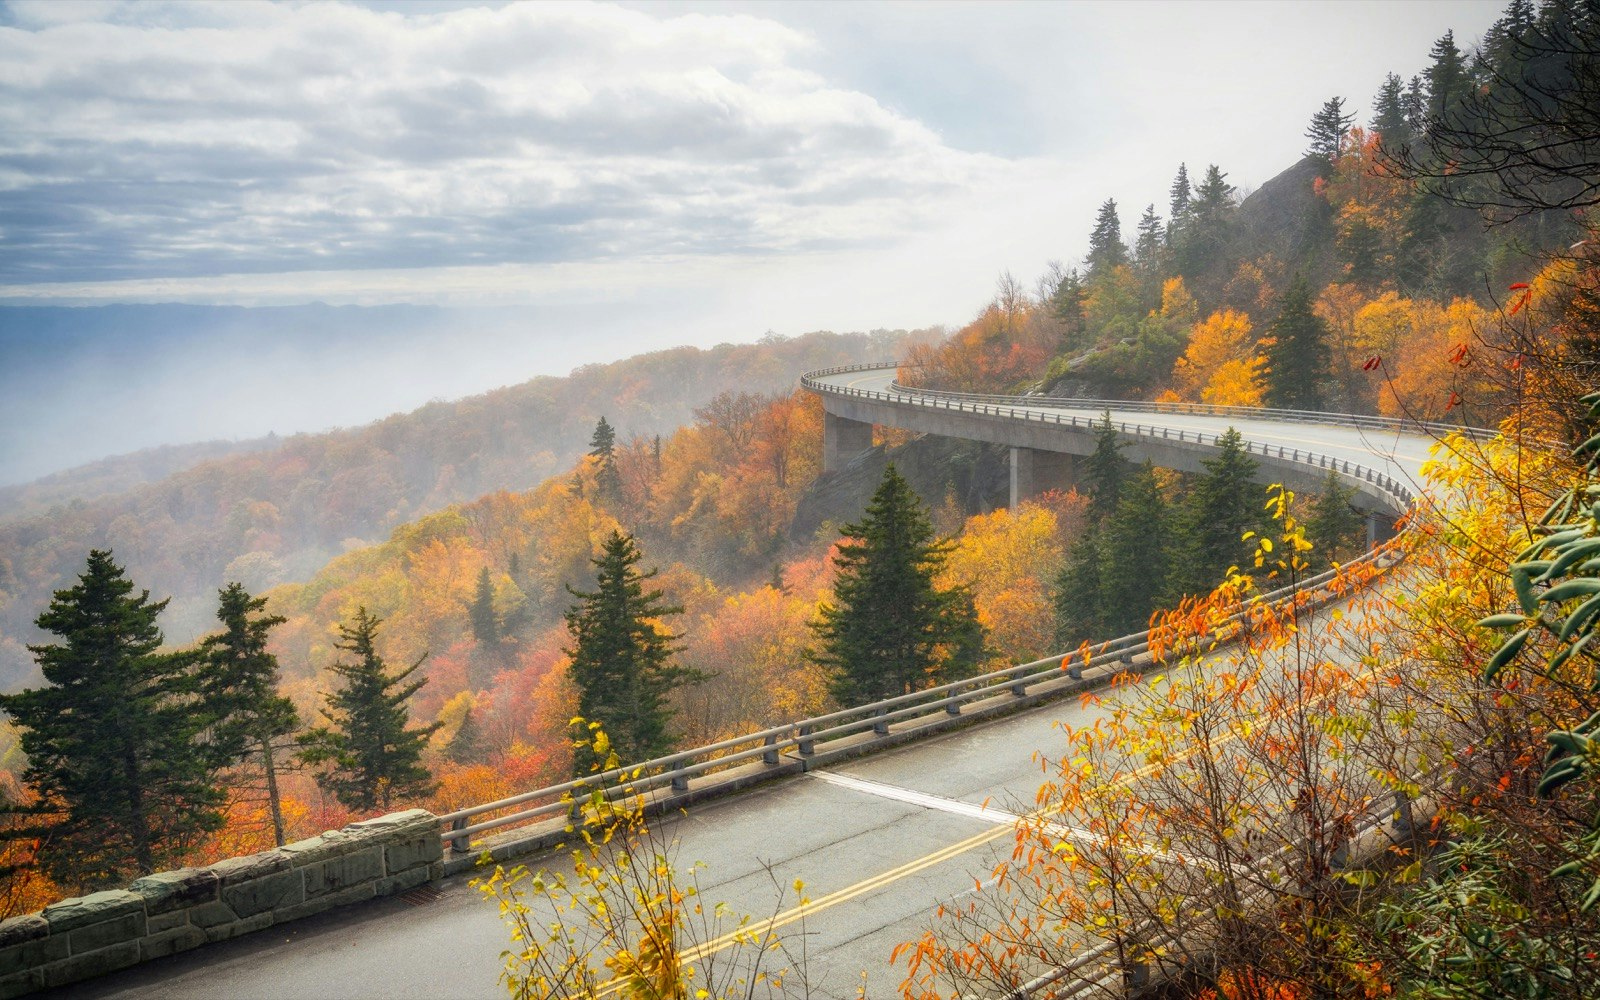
{"left": 823, "top": 411, "right": 874, "bottom": 473}
{"left": 1366, "top": 511, "right": 1398, "bottom": 548}
{"left": 1009, "top": 447, "right": 1077, "bottom": 507}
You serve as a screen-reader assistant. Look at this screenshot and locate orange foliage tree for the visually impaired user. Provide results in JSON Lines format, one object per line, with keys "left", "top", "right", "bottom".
{"left": 940, "top": 502, "right": 1067, "bottom": 665}
{"left": 898, "top": 487, "right": 1406, "bottom": 998}
{"left": 1171, "top": 309, "right": 1264, "bottom": 406}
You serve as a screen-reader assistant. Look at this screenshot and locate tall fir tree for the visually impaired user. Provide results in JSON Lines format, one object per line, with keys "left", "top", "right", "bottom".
{"left": 447, "top": 708, "right": 484, "bottom": 764}
{"left": 299, "top": 608, "right": 440, "bottom": 812}
{"left": 1084, "top": 413, "right": 1130, "bottom": 521}
{"left": 1168, "top": 163, "right": 1192, "bottom": 226}
{"left": 1307, "top": 471, "right": 1366, "bottom": 568}
{"left": 1100, "top": 464, "right": 1174, "bottom": 637}
{"left": 468, "top": 566, "right": 500, "bottom": 647}
{"left": 198, "top": 583, "right": 300, "bottom": 846}
{"left": 1371, "top": 72, "right": 1410, "bottom": 146}
{"left": 564, "top": 532, "right": 687, "bottom": 770}
{"left": 808, "top": 465, "right": 984, "bottom": 705}
{"left": 589, "top": 416, "right": 621, "bottom": 501}
{"left": 1172, "top": 429, "right": 1267, "bottom": 597}
{"left": 1085, "top": 199, "right": 1129, "bottom": 281}
{"left": 1173, "top": 164, "right": 1236, "bottom": 281}
{"left": 1304, "top": 96, "right": 1356, "bottom": 164}
{"left": 1482, "top": 0, "right": 1536, "bottom": 72}
{"left": 1426, "top": 29, "right": 1470, "bottom": 116}
{"left": 0, "top": 550, "right": 222, "bottom": 888}
{"left": 1050, "top": 267, "right": 1090, "bottom": 352}
{"left": 1403, "top": 74, "right": 1428, "bottom": 127}
{"left": 1191, "top": 164, "right": 1236, "bottom": 223}
{"left": 1053, "top": 529, "right": 1108, "bottom": 649}
{"left": 1262, "top": 274, "right": 1332, "bottom": 410}
{"left": 1133, "top": 204, "right": 1165, "bottom": 269}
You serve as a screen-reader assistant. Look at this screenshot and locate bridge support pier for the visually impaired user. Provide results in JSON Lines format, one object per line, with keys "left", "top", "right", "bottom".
{"left": 1009, "top": 447, "right": 1076, "bottom": 507}
{"left": 823, "top": 411, "right": 874, "bottom": 473}
{"left": 1366, "top": 511, "right": 1398, "bottom": 549}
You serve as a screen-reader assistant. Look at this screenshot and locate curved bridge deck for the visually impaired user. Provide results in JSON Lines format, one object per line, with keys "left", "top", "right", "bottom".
{"left": 66, "top": 369, "right": 1467, "bottom": 999}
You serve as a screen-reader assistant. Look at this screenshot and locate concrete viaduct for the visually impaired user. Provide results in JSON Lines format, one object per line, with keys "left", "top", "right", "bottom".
{"left": 807, "top": 363, "right": 1432, "bottom": 543}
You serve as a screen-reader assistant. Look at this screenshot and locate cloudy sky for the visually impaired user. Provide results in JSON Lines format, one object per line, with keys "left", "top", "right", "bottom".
{"left": 0, "top": 0, "right": 1507, "bottom": 481}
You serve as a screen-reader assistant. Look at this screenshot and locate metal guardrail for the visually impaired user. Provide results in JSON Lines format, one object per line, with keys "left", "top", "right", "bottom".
{"left": 438, "top": 364, "right": 1448, "bottom": 852}
{"left": 800, "top": 361, "right": 1497, "bottom": 445}
{"left": 438, "top": 543, "right": 1396, "bottom": 852}
{"left": 437, "top": 440, "right": 1411, "bottom": 854}
{"left": 804, "top": 363, "right": 1423, "bottom": 516}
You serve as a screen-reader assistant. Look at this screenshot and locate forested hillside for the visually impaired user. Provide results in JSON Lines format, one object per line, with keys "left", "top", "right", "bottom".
{"left": 3, "top": 6, "right": 1599, "bottom": 995}
{"left": 0, "top": 329, "right": 914, "bottom": 691}
{"left": 0, "top": 438, "right": 280, "bottom": 524}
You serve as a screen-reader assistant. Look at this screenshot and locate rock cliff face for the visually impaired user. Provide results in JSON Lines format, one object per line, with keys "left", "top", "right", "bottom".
{"left": 790, "top": 434, "right": 1009, "bottom": 541}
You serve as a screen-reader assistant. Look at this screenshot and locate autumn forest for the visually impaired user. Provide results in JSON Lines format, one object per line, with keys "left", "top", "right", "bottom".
{"left": 4, "top": 2, "right": 1600, "bottom": 997}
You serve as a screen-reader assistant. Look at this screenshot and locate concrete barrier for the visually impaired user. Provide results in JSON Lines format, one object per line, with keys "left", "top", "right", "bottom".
{"left": 0, "top": 809, "right": 441, "bottom": 998}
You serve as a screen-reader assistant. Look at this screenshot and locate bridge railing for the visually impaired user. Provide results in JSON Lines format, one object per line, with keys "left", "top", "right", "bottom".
{"left": 806, "top": 366, "right": 1422, "bottom": 515}
{"left": 437, "top": 512, "right": 1406, "bottom": 854}
{"left": 799, "top": 361, "right": 1497, "bottom": 443}
{"left": 438, "top": 368, "right": 1438, "bottom": 853}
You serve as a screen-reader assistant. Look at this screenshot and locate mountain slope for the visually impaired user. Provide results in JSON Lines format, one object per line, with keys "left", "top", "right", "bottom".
{"left": 0, "top": 329, "right": 911, "bottom": 690}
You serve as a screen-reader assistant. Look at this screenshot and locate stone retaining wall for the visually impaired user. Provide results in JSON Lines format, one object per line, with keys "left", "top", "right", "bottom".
{"left": 0, "top": 809, "right": 442, "bottom": 998}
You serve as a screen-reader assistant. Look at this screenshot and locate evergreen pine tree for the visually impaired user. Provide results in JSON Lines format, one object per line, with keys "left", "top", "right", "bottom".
{"left": 1134, "top": 204, "right": 1164, "bottom": 269}
{"left": 1426, "top": 29, "right": 1470, "bottom": 116}
{"left": 1100, "top": 464, "right": 1173, "bottom": 636}
{"left": 198, "top": 583, "right": 300, "bottom": 846}
{"left": 1307, "top": 471, "right": 1366, "bottom": 568}
{"left": 1191, "top": 164, "right": 1236, "bottom": 223}
{"left": 564, "top": 532, "right": 687, "bottom": 770}
{"left": 1262, "top": 274, "right": 1333, "bottom": 410}
{"left": 1050, "top": 267, "right": 1090, "bottom": 352}
{"left": 1084, "top": 413, "right": 1129, "bottom": 521}
{"left": 447, "top": 708, "right": 484, "bottom": 764}
{"left": 808, "top": 465, "right": 985, "bottom": 705}
{"left": 589, "top": 416, "right": 620, "bottom": 500}
{"left": 1173, "top": 429, "right": 1267, "bottom": 597}
{"left": 1173, "top": 165, "right": 1236, "bottom": 280}
{"left": 1305, "top": 96, "right": 1356, "bottom": 164}
{"left": 1053, "top": 529, "right": 1108, "bottom": 648}
{"left": 299, "top": 608, "right": 440, "bottom": 812}
{"left": 468, "top": 566, "right": 500, "bottom": 647}
{"left": 0, "top": 550, "right": 222, "bottom": 887}
{"left": 1085, "top": 199, "right": 1128, "bottom": 280}
{"left": 1371, "top": 73, "right": 1410, "bottom": 146}
{"left": 1168, "top": 163, "right": 1192, "bottom": 225}
{"left": 1403, "top": 74, "right": 1428, "bottom": 127}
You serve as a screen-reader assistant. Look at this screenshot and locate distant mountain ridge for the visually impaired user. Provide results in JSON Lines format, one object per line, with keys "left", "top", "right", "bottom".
{"left": 0, "top": 328, "right": 910, "bottom": 691}
{"left": 0, "top": 437, "right": 280, "bottom": 524}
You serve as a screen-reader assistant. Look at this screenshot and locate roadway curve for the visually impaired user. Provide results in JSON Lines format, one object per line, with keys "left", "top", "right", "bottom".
{"left": 67, "top": 374, "right": 1451, "bottom": 1000}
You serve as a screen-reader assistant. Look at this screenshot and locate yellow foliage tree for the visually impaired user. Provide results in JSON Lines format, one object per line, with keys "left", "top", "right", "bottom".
{"left": 1171, "top": 309, "right": 1264, "bottom": 406}
{"left": 941, "top": 503, "right": 1064, "bottom": 663}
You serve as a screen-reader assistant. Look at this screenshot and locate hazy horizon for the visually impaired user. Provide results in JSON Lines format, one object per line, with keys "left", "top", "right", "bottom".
{"left": 0, "top": 0, "right": 1504, "bottom": 485}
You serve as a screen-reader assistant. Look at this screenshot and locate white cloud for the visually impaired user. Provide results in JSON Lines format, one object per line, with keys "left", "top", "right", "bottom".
{"left": 0, "top": 0, "right": 1002, "bottom": 284}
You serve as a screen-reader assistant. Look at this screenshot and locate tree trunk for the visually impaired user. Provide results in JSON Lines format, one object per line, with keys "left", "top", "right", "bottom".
{"left": 262, "top": 737, "right": 286, "bottom": 847}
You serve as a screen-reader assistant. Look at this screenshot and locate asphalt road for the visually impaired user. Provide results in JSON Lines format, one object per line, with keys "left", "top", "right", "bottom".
{"left": 63, "top": 695, "right": 1111, "bottom": 1000}
{"left": 61, "top": 383, "right": 1445, "bottom": 1000}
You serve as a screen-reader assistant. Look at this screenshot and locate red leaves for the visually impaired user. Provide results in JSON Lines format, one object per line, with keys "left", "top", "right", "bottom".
{"left": 1362, "top": 355, "right": 1382, "bottom": 371}
{"left": 1508, "top": 281, "right": 1533, "bottom": 315}
{"left": 1448, "top": 342, "right": 1472, "bottom": 368}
